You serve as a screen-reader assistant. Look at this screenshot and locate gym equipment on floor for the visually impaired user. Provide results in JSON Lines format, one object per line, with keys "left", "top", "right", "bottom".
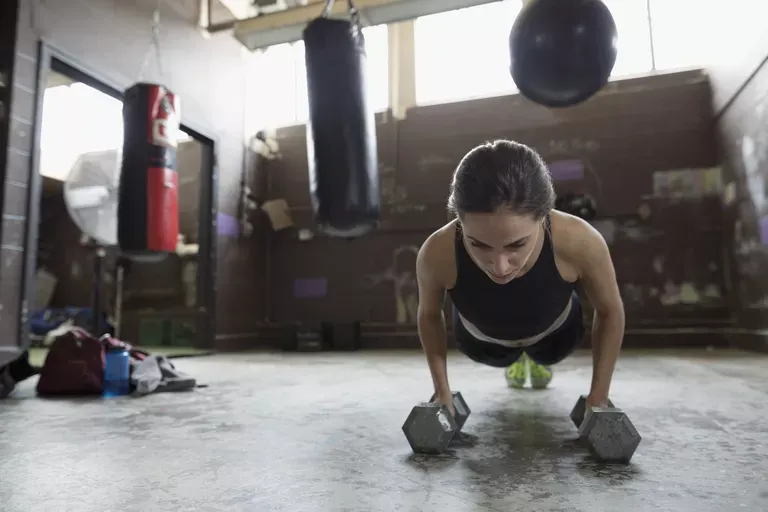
{"left": 402, "top": 391, "right": 471, "bottom": 454}
{"left": 570, "top": 395, "right": 641, "bottom": 464}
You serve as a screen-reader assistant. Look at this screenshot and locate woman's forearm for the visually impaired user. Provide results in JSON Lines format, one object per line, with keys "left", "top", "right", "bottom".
{"left": 418, "top": 312, "right": 451, "bottom": 396}
{"left": 590, "top": 310, "right": 625, "bottom": 401}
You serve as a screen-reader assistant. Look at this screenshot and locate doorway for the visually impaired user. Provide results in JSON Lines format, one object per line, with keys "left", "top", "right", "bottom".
{"left": 21, "top": 44, "right": 218, "bottom": 357}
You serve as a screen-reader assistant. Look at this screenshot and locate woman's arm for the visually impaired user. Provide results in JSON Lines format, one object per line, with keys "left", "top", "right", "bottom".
{"left": 416, "top": 231, "right": 452, "bottom": 399}
{"left": 570, "top": 221, "right": 625, "bottom": 405}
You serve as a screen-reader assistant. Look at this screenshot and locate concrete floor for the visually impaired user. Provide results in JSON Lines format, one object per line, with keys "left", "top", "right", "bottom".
{"left": 1, "top": 349, "right": 767, "bottom": 511}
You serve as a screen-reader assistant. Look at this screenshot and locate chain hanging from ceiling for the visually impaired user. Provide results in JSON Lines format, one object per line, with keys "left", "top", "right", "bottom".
{"left": 138, "top": 0, "right": 166, "bottom": 81}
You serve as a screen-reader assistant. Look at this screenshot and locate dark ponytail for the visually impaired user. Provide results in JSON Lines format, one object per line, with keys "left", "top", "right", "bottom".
{"left": 448, "top": 140, "right": 555, "bottom": 220}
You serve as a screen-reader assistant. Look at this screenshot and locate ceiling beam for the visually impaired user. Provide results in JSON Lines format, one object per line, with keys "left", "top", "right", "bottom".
{"left": 233, "top": 0, "right": 504, "bottom": 51}
{"left": 219, "top": 0, "right": 254, "bottom": 19}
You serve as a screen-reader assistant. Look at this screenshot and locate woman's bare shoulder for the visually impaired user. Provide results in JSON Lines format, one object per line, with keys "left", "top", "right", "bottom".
{"left": 550, "top": 210, "right": 603, "bottom": 246}
{"left": 549, "top": 210, "right": 609, "bottom": 277}
{"left": 417, "top": 219, "right": 458, "bottom": 289}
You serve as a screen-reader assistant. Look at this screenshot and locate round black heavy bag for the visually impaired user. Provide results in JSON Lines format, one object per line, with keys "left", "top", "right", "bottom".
{"left": 118, "top": 83, "right": 180, "bottom": 254}
{"left": 303, "top": 17, "right": 380, "bottom": 238}
{"left": 509, "top": 0, "right": 618, "bottom": 108}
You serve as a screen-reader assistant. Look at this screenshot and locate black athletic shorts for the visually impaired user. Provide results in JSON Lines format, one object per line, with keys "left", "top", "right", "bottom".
{"left": 452, "top": 293, "right": 585, "bottom": 368}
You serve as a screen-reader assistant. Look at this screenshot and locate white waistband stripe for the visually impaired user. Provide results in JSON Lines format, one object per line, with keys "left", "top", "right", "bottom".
{"left": 458, "top": 299, "right": 573, "bottom": 348}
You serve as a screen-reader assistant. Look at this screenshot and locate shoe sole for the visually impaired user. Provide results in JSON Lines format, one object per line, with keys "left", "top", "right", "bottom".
{"left": 504, "top": 366, "right": 527, "bottom": 389}
{"left": 529, "top": 369, "right": 552, "bottom": 389}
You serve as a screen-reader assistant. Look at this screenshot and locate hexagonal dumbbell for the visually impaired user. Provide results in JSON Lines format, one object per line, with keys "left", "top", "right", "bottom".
{"left": 570, "top": 395, "right": 641, "bottom": 464}
{"left": 429, "top": 391, "right": 471, "bottom": 430}
{"left": 402, "top": 391, "right": 471, "bottom": 454}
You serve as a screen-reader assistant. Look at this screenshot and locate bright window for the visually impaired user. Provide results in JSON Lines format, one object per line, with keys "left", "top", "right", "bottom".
{"left": 40, "top": 83, "right": 124, "bottom": 181}
{"left": 244, "top": 42, "right": 301, "bottom": 132}
{"left": 602, "top": 0, "right": 654, "bottom": 77}
{"left": 414, "top": 0, "right": 522, "bottom": 105}
{"left": 245, "top": 23, "right": 389, "bottom": 133}
{"left": 40, "top": 82, "right": 191, "bottom": 181}
{"left": 649, "top": 0, "right": 711, "bottom": 71}
{"left": 413, "top": 0, "right": 666, "bottom": 104}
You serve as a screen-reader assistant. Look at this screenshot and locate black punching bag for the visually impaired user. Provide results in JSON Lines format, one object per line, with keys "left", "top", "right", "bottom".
{"left": 509, "top": 0, "right": 618, "bottom": 108}
{"left": 303, "top": 8, "right": 380, "bottom": 238}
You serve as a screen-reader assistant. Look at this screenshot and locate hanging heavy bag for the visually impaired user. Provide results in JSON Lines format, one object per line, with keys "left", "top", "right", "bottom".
{"left": 118, "top": 83, "right": 180, "bottom": 254}
{"left": 509, "top": 0, "right": 618, "bottom": 108}
{"left": 303, "top": 0, "right": 380, "bottom": 238}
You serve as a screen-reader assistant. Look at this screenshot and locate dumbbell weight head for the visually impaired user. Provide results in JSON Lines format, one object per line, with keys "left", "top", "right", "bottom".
{"left": 570, "top": 394, "right": 614, "bottom": 428}
{"left": 429, "top": 391, "right": 471, "bottom": 430}
{"left": 402, "top": 402, "right": 458, "bottom": 454}
{"left": 578, "top": 406, "right": 642, "bottom": 464}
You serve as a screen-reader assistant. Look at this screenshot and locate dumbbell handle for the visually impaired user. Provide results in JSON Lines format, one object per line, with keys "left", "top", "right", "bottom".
{"left": 579, "top": 404, "right": 624, "bottom": 435}
{"left": 586, "top": 401, "right": 616, "bottom": 414}
{"left": 429, "top": 390, "right": 471, "bottom": 430}
{"left": 571, "top": 395, "right": 615, "bottom": 428}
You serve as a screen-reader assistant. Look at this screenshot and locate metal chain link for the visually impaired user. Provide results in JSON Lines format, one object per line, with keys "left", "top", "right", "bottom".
{"left": 321, "top": 0, "right": 361, "bottom": 27}
{"left": 138, "top": 0, "right": 164, "bottom": 81}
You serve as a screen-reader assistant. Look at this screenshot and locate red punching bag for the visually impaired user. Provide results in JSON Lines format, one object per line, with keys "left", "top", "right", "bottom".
{"left": 118, "top": 83, "right": 180, "bottom": 254}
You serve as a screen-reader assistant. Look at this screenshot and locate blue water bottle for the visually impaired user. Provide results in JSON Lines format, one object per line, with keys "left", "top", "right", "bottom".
{"left": 103, "top": 349, "right": 130, "bottom": 397}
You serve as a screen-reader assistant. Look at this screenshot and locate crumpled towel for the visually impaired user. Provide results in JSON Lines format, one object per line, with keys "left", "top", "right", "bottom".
{"left": 132, "top": 355, "right": 197, "bottom": 396}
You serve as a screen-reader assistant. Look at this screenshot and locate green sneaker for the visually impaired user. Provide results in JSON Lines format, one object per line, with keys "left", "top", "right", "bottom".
{"left": 504, "top": 354, "right": 528, "bottom": 389}
{"left": 529, "top": 358, "right": 553, "bottom": 389}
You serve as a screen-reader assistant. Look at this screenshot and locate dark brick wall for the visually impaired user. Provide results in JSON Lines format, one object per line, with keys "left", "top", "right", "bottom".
{"left": 0, "top": 0, "right": 26, "bottom": 355}
{"left": 715, "top": 43, "right": 768, "bottom": 351}
{"left": 259, "top": 70, "right": 723, "bottom": 349}
{"left": 704, "top": 7, "right": 768, "bottom": 115}
{"left": 0, "top": 0, "right": 19, "bottom": 201}
{"left": 0, "top": 0, "right": 266, "bottom": 350}
{"left": 0, "top": 0, "right": 20, "bottom": 364}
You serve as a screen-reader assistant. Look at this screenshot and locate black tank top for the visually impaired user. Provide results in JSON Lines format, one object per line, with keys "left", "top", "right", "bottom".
{"left": 447, "top": 216, "right": 575, "bottom": 340}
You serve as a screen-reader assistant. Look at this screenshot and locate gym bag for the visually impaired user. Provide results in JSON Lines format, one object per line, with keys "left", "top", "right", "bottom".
{"left": 36, "top": 327, "right": 147, "bottom": 396}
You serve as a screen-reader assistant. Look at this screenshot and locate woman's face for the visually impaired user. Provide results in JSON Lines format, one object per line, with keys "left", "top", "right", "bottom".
{"left": 460, "top": 211, "right": 543, "bottom": 285}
